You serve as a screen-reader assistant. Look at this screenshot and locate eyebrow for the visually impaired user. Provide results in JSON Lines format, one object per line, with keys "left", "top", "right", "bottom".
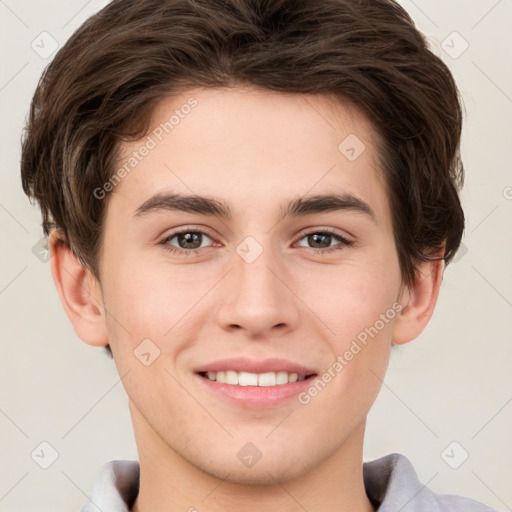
{"left": 133, "top": 192, "right": 376, "bottom": 222}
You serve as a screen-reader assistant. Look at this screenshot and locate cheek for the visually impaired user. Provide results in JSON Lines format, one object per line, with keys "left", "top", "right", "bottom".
{"left": 296, "top": 275, "right": 397, "bottom": 436}
{"left": 293, "top": 248, "right": 400, "bottom": 412}
{"left": 101, "top": 251, "right": 219, "bottom": 359}
{"left": 297, "top": 253, "right": 401, "bottom": 343}
{"left": 104, "top": 271, "right": 164, "bottom": 332}
{"left": 99, "top": 252, "right": 173, "bottom": 360}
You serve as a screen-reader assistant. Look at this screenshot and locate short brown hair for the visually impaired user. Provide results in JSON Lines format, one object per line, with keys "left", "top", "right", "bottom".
{"left": 21, "top": 0, "right": 464, "bottom": 352}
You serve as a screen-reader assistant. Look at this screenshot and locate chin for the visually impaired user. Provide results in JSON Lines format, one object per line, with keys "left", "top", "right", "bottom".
{"left": 190, "top": 449, "right": 312, "bottom": 486}
{"left": 205, "top": 462, "right": 305, "bottom": 486}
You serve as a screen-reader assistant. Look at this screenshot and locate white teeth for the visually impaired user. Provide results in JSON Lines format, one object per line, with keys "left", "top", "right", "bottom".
{"left": 204, "top": 370, "right": 305, "bottom": 386}
{"left": 225, "top": 370, "right": 238, "bottom": 384}
{"left": 258, "top": 372, "right": 276, "bottom": 386}
{"left": 238, "top": 371, "right": 258, "bottom": 386}
{"left": 276, "top": 371, "right": 289, "bottom": 384}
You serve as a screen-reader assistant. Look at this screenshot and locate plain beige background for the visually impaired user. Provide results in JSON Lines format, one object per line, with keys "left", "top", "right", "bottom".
{"left": 1, "top": 1, "right": 511, "bottom": 511}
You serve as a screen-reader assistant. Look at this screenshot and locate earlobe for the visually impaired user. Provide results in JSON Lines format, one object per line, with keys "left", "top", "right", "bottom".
{"left": 49, "top": 230, "right": 109, "bottom": 347}
{"left": 392, "top": 257, "right": 445, "bottom": 346}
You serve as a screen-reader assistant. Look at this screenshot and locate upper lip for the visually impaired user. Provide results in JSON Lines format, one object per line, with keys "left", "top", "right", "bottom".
{"left": 195, "top": 357, "right": 317, "bottom": 376}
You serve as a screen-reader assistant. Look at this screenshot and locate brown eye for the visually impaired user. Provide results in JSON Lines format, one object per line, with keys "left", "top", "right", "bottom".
{"left": 307, "top": 233, "right": 334, "bottom": 249}
{"left": 296, "top": 230, "right": 352, "bottom": 251}
{"left": 162, "top": 230, "right": 214, "bottom": 253}
{"left": 177, "top": 232, "right": 203, "bottom": 249}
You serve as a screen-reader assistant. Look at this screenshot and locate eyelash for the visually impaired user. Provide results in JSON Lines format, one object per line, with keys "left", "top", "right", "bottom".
{"left": 159, "top": 227, "right": 353, "bottom": 256}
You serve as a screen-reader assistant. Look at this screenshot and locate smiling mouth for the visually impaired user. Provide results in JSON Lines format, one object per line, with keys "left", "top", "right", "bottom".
{"left": 197, "top": 370, "right": 317, "bottom": 387}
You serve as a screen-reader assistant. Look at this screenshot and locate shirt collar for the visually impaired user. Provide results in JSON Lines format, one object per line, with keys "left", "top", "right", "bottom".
{"left": 80, "top": 452, "right": 493, "bottom": 512}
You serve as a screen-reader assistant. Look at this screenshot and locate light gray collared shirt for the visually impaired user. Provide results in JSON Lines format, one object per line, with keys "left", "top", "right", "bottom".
{"left": 80, "top": 453, "right": 497, "bottom": 511}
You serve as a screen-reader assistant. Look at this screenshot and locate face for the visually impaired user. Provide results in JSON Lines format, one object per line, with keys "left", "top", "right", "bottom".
{"left": 96, "top": 86, "right": 403, "bottom": 484}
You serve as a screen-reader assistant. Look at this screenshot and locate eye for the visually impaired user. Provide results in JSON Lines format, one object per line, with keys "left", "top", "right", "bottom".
{"left": 160, "top": 229, "right": 215, "bottom": 254}
{"left": 295, "top": 229, "right": 353, "bottom": 252}
{"left": 159, "top": 227, "right": 353, "bottom": 256}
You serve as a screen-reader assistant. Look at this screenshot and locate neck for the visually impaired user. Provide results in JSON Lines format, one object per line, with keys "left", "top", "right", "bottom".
{"left": 130, "top": 406, "right": 374, "bottom": 512}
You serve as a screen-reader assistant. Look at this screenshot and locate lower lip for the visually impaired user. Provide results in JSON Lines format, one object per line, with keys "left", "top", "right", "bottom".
{"left": 196, "top": 373, "right": 317, "bottom": 409}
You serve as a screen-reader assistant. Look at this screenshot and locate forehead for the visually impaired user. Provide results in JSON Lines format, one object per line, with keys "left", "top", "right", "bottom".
{"left": 112, "top": 86, "right": 390, "bottom": 226}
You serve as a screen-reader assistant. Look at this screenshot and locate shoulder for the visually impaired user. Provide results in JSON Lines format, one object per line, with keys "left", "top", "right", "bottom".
{"left": 81, "top": 460, "right": 139, "bottom": 512}
{"left": 363, "top": 453, "right": 497, "bottom": 512}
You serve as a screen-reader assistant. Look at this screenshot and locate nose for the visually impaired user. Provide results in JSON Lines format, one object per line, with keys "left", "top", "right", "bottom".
{"left": 216, "top": 243, "right": 301, "bottom": 338}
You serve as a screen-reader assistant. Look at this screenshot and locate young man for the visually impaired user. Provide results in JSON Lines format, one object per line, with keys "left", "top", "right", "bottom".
{"left": 20, "top": 0, "right": 497, "bottom": 510}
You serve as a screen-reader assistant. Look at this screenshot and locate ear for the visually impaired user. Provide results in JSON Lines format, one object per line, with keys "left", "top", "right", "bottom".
{"left": 49, "top": 230, "right": 109, "bottom": 347}
{"left": 392, "top": 257, "right": 445, "bottom": 345}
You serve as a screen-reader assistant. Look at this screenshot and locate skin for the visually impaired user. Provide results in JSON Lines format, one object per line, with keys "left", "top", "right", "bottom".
{"left": 49, "top": 86, "right": 444, "bottom": 512}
